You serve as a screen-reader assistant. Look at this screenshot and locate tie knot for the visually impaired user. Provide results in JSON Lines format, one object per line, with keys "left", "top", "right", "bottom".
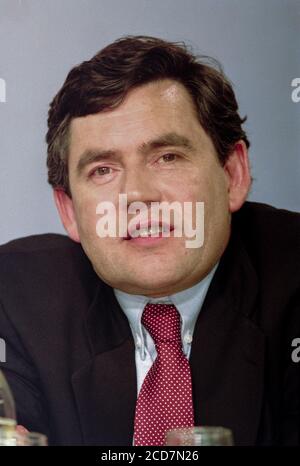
{"left": 142, "top": 303, "right": 181, "bottom": 344}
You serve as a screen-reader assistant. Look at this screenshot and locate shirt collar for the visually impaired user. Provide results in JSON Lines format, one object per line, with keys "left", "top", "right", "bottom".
{"left": 114, "top": 262, "right": 219, "bottom": 358}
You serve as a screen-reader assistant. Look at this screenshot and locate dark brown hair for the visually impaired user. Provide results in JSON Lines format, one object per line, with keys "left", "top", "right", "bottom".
{"left": 46, "top": 35, "right": 249, "bottom": 195}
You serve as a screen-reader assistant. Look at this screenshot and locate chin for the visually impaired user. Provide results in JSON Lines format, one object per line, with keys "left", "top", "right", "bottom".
{"left": 131, "top": 274, "right": 180, "bottom": 295}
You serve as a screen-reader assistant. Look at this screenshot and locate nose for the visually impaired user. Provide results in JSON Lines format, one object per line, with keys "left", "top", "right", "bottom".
{"left": 120, "top": 165, "right": 161, "bottom": 206}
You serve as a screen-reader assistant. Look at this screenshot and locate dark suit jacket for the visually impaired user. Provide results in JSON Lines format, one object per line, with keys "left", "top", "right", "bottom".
{"left": 0, "top": 201, "right": 299, "bottom": 446}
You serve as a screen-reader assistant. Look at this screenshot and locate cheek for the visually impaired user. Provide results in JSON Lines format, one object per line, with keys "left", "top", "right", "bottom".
{"left": 186, "top": 166, "right": 229, "bottom": 232}
{"left": 72, "top": 194, "right": 100, "bottom": 239}
{"left": 176, "top": 170, "right": 212, "bottom": 203}
{"left": 197, "top": 162, "right": 228, "bottom": 202}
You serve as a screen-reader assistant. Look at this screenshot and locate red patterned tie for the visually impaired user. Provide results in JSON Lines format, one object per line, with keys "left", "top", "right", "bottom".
{"left": 134, "top": 303, "right": 194, "bottom": 446}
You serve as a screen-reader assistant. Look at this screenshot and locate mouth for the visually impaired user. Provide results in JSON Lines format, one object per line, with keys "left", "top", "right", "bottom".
{"left": 122, "top": 221, "right": 174, "bottom": 242}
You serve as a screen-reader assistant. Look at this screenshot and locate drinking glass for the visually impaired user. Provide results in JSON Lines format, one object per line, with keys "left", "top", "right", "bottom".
{"left": 0, "top": 426, "right": 20, "bottom": 446}
{"left": 22, "top": 432, "right": 48, "bottom": 446}
{"left": 165, "top": 426, "right": 234, "bottom": 446}
{"left": 0, "top": 370, "right": 16, "bottom": 420}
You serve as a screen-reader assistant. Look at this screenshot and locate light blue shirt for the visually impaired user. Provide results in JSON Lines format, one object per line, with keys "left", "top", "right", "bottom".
{"left": 114, "top": 263, "right": 218, "bottom": 394}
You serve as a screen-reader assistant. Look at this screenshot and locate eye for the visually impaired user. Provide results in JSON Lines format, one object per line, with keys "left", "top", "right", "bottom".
{"left": 91, "top": 166, "right": 112, "bottom": 177}
{"left": 159, "top": 153, "right": 177, "bottom": 163}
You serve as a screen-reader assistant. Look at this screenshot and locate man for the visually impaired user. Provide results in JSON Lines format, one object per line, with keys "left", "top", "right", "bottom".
{"left": 0, "top": 36, "right": 299, "bottom": 446}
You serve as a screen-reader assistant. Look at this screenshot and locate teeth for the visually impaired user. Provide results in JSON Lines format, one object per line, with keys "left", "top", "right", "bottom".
{"left": 131, "top": 226, "right": 169, "bottom": 238}
{"left": 138, "top": 227, "right": 162, "bottom": 237}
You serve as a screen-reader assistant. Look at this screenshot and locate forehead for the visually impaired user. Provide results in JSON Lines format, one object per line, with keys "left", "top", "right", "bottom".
{"left": 69, "top": 79, "right": 204, "bottom": 155}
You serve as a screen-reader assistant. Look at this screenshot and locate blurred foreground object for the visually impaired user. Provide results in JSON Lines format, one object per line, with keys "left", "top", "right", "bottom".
{"left": 0, "top": 370, "right": 16, "bottom": 421}
{"left": 0, "top": 370, "right": 47, "bottom": 446}
{"left": 165, "top": 426, "right": 234, "bottom": 446}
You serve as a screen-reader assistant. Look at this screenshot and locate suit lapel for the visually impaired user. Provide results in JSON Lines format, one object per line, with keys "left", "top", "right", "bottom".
{"left": 190, "top": 230, "right": 265, "bottom": 445}
{"left": 71, "top": 283, "right": 137, "bottom": 445}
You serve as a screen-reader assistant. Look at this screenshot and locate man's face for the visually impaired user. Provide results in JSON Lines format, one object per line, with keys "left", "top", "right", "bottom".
{"left": 62, "top": 79, "right": 235, "bottom": 296}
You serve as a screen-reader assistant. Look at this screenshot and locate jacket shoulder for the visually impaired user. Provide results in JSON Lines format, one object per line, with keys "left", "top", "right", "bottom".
{"left": 233, "top": 201, "right": 300, "bottom": 288}
{"left": 0, "top": 233, "right": 98, "bottom": 301}
{"left": 234, "top": 201, "right": 300, "bottom": 246}
{"left": 0, "top": 233, "right": 76, "bottom": 254}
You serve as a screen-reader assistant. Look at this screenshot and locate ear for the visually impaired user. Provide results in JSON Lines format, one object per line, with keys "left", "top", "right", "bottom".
{"left": 223, "top": 140, "right": 251, "bottom": 213}
{"left": 53, "top": 189, "right": 81, "bottom": 243}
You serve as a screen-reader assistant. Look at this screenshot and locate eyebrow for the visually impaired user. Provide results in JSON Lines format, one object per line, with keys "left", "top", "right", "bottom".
{"left": 76, "top": 132, "right": 195, "bottom": 176}
{"left": 139, "top": 132, "right": 195, "bottom": 154}
{"left": 76, "top": 149, "right": 118, "bottom": 176}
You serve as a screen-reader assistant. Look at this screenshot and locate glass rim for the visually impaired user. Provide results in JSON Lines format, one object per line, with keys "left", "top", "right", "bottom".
{"left": 24, "top": 432, "right": 47, "bottom": 439}
{"left": 0, "top": 417, "right": 17, "bottom": 427}
{"left": 23, "top": 431, "right": 48, "bottom": 445}
{"left": 166, "top": 426, "right": 233, "bottom": 438}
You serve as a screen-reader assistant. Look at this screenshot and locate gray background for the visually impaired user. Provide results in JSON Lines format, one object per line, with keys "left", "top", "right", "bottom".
{"left": 0, "top": 0, "right": 299, "bottom": 245}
